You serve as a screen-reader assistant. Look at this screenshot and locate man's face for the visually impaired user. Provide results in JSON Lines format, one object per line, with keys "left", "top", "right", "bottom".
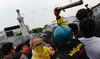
{"left": 22, "top": 45, "right": 28, "bottom": 50}
{"left": 32, "top": 38, "right": 43, "bottom": 48}
{"left": 21, "top": 45, "right": 29, "bottom": 53}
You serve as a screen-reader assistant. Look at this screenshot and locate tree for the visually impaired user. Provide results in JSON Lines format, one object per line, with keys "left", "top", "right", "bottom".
{"left": 43, "top": 24, "right": 48, "bottom": 29}
{"left": 30, "top": 27, "right": 43, "bottom": 33}
{"left": 16, "top": 24, "right": 48, "bottom": 35}
{"left": 16, "top": 32, "right": 22, "bottom": 36}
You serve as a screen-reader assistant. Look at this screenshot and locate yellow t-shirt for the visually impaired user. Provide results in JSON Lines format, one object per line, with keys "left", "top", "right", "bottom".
{"left": 31, "top": 46, "right": 51, "bottom": 59}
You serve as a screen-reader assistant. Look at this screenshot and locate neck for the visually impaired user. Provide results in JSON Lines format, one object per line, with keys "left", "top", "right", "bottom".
{"left": 5, "top": 53, "right": 13, "bottom": 58}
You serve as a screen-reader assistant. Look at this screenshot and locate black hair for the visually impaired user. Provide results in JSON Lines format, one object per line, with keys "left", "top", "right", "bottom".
{"left": 42, "top": 31, "right": 52, "bottom": 43}
{"left": 79, "top": 18, "right": 95, "bottom": 38}
{"left": 76, "top": 9, "right": 88, "bottom": 21}
{"left": 25, "top": 40, "right": 30, "bottom": 47}
{"left": 1, "top": 42, "right": 13, "bottom": 55}
{"left": 41, "top": 31, "right": 56, "bottom": 50}
{"left": 15, "top": 43, "right": 27, "bottom": 53}
{"left": 68, "top": 23, "right": 78, "bottom": 34}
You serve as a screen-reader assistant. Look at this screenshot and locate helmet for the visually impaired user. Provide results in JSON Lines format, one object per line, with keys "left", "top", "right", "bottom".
{"left": 53, "top": 25, "right": 73, "bottom": 46}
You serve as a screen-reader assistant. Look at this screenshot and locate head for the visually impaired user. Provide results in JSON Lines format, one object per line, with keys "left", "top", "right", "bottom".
{"left": 68, "top": 23, "right": 78, "bottom": 35}
{"left": 79, "top": 18, "right": 95, "bottom": 38}
{"left": 76, "top": 9, "right": 89, "bottom": 21}
{"left": 22, "top": 44, "right": 29, "bottom": 50}
{"left": 25, "top": 40, "right": 30, "bottom": 47}
{"left": 41, "top": 31, "right": 52, "bottom": 43}
{"left": 53, "top": 25, "right": 73, "bottom": 48}
{"left": 15, "top": 43, "right": 29, "bottom": 53}
{"left": 31, "top": 37, "right": 43, "bottom": 49}
{"left": 1, "top": 42, "right": 14, "bottom": 56}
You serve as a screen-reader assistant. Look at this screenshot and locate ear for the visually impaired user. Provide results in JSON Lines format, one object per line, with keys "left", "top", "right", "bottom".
{"left": 80, "top": 31, "right": 84, "bottom": 37}
{"left": 72, "top": 32, "right": 75, "bottom": 35}
{"left": 10, "top": 49, "right": 15, "bottom": 53}
{"left": 88, "top": 14, "right": 91, "bottom": 18}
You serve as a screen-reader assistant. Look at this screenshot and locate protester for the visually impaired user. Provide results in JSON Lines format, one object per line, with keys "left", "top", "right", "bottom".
{"left": 31, "top": 37, "right": 55, "bottom": 59}
{"left": 76, "top": 8, "right": 91, "bottom": 38}
{"left": 79, "top": 18, "right": 100, "bottom": 59}
{"left": 40, "top": 31, "right": 56, "bottom": 50}
{"left": 52, "top": 25, "right": 88, "bottom": 59}
{"left": 13, "top": 43, "right": 32, "bottom": 59}
{"left": 52, "top": 7, "right": 88, "bottom": 59}
{"left": 76, "top": 9, "right": 89, "bottom": 21}
{"left": 41, "top": 31, "right": 52, "bottom": 45}
{"left": 25, "top": 40, "right": 31, "bottom": 47}
{"left": 68, "top": 23, "right": 78, "bottom": 39}
{"left": 1, "top": 42, "right": 15, "bottom": 59}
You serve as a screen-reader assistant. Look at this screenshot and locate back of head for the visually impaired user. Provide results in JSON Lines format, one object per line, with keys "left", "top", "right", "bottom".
{"left": 76, "top": 9, "right": 88, "bottom": 21}
{"left": 53, "top": 25, "right": 73, "bottom": 46}
{"left": 68, "top": 23, "right": 78, "bottom": 34}
{"left": 79, "top": 18, "right": 95, "bottom": 38}
{"left": 1, "top": 42, "right": 13, "bottom": 55}
{"left": 43, "top": 31, "right": 52, "bottom": 43}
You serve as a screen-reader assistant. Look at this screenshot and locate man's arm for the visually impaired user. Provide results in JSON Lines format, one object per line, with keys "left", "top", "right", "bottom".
{"left": 54, "top": 7, "right": 76, "bottom": 39}
{"left": 46, "top": 43, "right": 55, "bottom": 56}
{"left": 54, "top": 7, "right": 68, "bottom": 26}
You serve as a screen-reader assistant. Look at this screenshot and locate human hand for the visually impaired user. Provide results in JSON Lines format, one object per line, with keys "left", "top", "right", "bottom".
{"left": 20, "top": 54, "right": 25, "bottom": 59}
{"left": 54, "top": 7, "right": 61, "bottom": 18}
{"left": 46, "top": 43, "right": 51, "bottom": 47}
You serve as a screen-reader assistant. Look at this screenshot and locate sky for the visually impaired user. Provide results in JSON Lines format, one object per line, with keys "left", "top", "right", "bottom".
{"left": 0, "top": 0, "right": 100, "bottom": 31}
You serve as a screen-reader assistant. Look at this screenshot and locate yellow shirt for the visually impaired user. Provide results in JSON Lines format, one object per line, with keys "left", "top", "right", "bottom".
{"left": 31, "top": 46, "right": 51, "bottom": 59}
{"left": 57, "top": 17, "right": 76, "bottom": 39}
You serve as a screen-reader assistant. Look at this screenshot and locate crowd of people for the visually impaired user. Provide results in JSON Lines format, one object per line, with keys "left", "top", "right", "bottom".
{"left": 0, "top": 6, "right": 100, "bottom": 59}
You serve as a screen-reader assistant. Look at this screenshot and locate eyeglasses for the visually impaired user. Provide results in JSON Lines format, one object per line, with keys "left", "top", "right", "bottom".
{"left": 35, "top": 43, "right": 42, "bottom": 47}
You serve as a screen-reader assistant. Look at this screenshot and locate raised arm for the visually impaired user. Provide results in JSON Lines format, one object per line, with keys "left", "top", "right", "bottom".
{"left": 54, "top": 7, "right": 68, "bottom": 26}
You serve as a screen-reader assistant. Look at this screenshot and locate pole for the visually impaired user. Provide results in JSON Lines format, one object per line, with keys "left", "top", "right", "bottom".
{"left": 57, "top": 0, "right": 83, "bottom": 11}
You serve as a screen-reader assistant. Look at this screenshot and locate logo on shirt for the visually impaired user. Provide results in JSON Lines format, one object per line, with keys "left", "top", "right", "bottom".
{"left": 68, "top": 43, "right": 83, "bottom": 56}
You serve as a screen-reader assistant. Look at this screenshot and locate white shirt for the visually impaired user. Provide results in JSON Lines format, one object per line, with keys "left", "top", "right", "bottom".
{"left": 79, "top": 37, "right": 100, "bottom": 59}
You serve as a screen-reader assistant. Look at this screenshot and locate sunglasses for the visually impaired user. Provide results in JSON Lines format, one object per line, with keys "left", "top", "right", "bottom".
{"left": 35, "top": 43, "right": 42, "bottom": 47}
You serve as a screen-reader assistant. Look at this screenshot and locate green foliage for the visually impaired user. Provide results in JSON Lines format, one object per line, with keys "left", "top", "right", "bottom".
{"left": 29, "top": 30, "right": 33, "bottom": 34}
{"left": 29, "top": 27, "right": 43, "bottom": 33}
{"left": 29, "top": 24, "right": 48, "bottom": 33}
{"left": 43, "top": 24, "right": 48, "bottom": 29}
{"left": 16, "top": 32, "right": 22, "bottom": 36}
{"left": 16, "top": 24, "right": 48, "bottom": 34}
{"left": 36, "top": 28, "right": 43, "bottom": 33}
{"left": 31, "top": 28, "right": 43, "bottom": 33}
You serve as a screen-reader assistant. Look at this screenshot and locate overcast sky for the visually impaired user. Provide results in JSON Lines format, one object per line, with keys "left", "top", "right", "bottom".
{"left": 0, "top": 0, "right": 99, "bottom": 31}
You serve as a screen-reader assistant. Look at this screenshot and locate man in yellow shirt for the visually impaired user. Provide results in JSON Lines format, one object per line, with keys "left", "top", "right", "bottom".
{"left": 52, "top": 7, "right": 88, "bottom": 59}
{"left": 31, "top": 37, "right": 55, "bottom": 59}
